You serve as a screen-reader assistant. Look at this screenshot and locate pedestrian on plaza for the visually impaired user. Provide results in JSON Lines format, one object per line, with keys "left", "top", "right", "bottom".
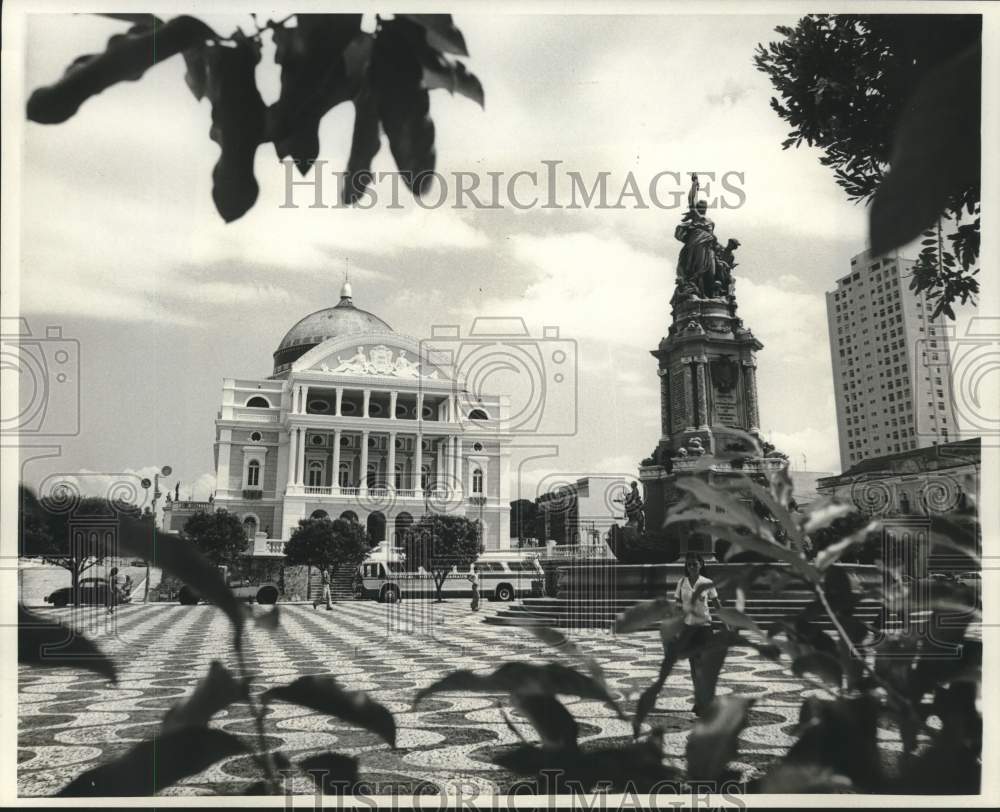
{"left": 313, "top": 566, "right": 333, "bottom": 611}
{"left": 106, "top": 567, "right": 122, "bottom": 615}
{"left": 663, "top": 552, "right": 729, "bottom": 717}
{"left": 122, "top": 574, "right": 133, "bottom": 604}
{"left": 468, "top": 569, "right": 480, "bottom": 612}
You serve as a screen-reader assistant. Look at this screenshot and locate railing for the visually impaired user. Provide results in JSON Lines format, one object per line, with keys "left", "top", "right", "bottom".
{"left": 304, "top": 486, "right": 332, "bottom": 495}
{"left": 540, "top": 542, "right": 615, "bottom": 560}
{"left": 166, "top": 500, "right": 212, "bottom": 511}
{"left": 340, "top": 486, "right": 360, "bottom": 496}
{"left": 242, "top": 489, "right": 263, "bottom": 500}
{"left": 266, "top": 540, "right": 286, "bottom": 555}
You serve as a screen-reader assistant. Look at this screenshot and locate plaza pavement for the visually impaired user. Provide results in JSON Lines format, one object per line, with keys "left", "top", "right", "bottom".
{"left": 18, "top": 600, "right": 904, "bottom": 797}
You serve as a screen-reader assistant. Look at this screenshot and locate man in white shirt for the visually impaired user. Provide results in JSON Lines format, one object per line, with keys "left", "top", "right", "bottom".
{"left": 667, "top": 552, "right": 729, "bottom": 716}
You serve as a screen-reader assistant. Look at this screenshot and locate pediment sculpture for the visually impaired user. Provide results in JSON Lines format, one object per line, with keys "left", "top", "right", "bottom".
{"left": 318, "top": 345, "right": 438, "bottom": 378}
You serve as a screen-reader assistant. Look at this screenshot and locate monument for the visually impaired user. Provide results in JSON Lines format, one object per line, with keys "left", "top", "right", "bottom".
{"left": 638, "top": 173, "right": 787, "bottom": 560}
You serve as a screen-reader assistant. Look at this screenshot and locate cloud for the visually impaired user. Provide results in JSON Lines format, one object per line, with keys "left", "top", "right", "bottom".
{"left": 706, "top": 78, "right": 753, "bottom": 107}
{"left": 765, "top": 427, "right": 841, "bottom": 475}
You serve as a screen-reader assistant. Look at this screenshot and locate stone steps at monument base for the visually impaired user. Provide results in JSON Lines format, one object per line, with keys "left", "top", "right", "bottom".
{"left": 484, "top": 597, "right": 884, "bottom": 631}
{"left": 307, "top": 565, "right": 357, "bottom": 602}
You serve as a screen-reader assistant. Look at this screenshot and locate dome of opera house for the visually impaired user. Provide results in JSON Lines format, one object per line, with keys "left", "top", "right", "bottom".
{"left": 271, "top": 281, "right": 393, "bottom": 376}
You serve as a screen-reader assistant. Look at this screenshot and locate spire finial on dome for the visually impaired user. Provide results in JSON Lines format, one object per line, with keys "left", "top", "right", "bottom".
{"left": 340, "top": 261, "right": 353, "bottom": 303}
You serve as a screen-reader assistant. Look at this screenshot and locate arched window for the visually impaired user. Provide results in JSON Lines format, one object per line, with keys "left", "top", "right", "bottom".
{"left": 307, "top": 460, "right": 324, "bottom": 487}
{"left": 247, "top": 460, "right": 261, "bottom": 488}
{"left": 338, "top": 462, "right": 351, "bottom": 488}
{"left": 339, "top": 510, "right": 358, "bottom": 523}
{"left": 468, "top": 408, "right": 489, "bottom": 421}
{"left": 246, "top": 396, "right": 270, "bottom": 408}
{"left": 421, "top": 464, "right": 431, "bottom": 492}
{"left": 472, "top": 467, "right": 484, "bottom": 495}
{"left": 395, "top": 463, "right": 404, "bottom": 490}
{"left": 310, "top": 509, "right": 329, "bottom": 520}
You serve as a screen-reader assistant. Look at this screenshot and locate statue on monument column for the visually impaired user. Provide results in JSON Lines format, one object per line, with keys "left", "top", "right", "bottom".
{"left": 672, "top": 174, "right": 742, "bottom": 302}
{"left": 674, "top": 173, "right": 717, "bottom": 299}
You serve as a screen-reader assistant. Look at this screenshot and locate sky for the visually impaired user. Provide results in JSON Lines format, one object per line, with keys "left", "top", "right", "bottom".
{"left": 11, "top": 10, "right": 984, "bottom": 512}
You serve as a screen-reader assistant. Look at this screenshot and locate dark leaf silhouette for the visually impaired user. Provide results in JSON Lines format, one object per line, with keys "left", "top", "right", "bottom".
{"left": 262, "top": 675, "right": 396, "bottom": 747}
{"left": 414, "top": 662, "right": 622, "bottom": 716}
{"left": 791, "top": 652, "right": 843, "bottom": 688}
{"left": 343, "top": 87, "right": 381, "bottom": 205}
{"left": 254, "top": 605, "right": 281, "bottom": 632}
{"left": 162, "top": 660, "right": 246, "bottom": 733}
{"left": 513, "top": 694, "right": 579, "bottom": 751}
{"left": 18, "top": 604, "right": 117, "bottom": 683}
{"left": 372, "top": 18, "right": 436, "bottom": 196}
{"left": 57, "top": 728, "right": 249, "bottom": 796}
{"left": 685, "top": 696, "right": 755, "bottom": 781}
{"left": 757, "top": 763, "right": 854, "bottom": 793}
{"left": 870, "top": 42, "right": 981, "bottom": 256}
{"left": 611, "top": 598, "right": 678, "bottom": 634}
{"left": 27, "top": 16, "right": 216, "bottom": 124}
{"left": 268, "top": 15, "right": 365, "bottom": 173}
{"left": 401, "top": 14, "right": 469, "bottom": 56}
{"left": 633, "top": 655, "right": 678, "bottom": 738}
{"left": 298, "top": 752, "right": 361, "bottom": 795}
{"left": 529, "top": 626, "right": 608, "bottom": 690}
{"left": 204, "top": 34, "right": 267, "bottom": 222}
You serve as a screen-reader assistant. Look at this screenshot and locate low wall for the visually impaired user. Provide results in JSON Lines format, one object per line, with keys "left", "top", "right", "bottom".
{"left": 556, "top": 561, "right": 882, "bottom": 600}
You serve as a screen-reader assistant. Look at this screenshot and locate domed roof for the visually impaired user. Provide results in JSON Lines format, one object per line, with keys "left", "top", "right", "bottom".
{"left": 272, "top": 282, "right": 392, "bottom": 376}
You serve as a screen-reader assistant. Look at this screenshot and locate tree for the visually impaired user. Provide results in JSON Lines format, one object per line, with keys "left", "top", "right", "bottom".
{"left": 19, "top": 485, "right": 146, "bottom": 606}
{"left": 509, "top": 499, "right": 538, "bottom": 544}
{"left": 182, "top": 510, "right": 247, "bottom": 572}
{"left": 754, "top": 15, "right": 981, "bottom": 319}
{"left": 284, "top": 517, "right": 371, "bottom": 578}
{"left": 402, "top": 514, "right": 483, "bottom": 602}
{"left": 26, "top": 13, "right": 484, "bottom": 222}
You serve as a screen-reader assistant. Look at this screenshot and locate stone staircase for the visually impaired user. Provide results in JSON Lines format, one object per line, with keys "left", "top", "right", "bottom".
{"left": 484, "top": 594, "right": 886, "bottom": 632}
{"left": 307, "top": 565, "right": 358, "bottom": 603}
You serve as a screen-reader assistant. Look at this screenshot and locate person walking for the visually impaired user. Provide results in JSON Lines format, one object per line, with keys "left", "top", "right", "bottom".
{"left": 665, "top": 552, "right": 729, "bottom": 716}
{"left": 468, "top": 569, "right": 480, "bottom": 612}
{"left": 106, "top": 567, "right": 122, "bottom": 615}
{"left": 313, "top": 566, "right": 333, "bottom": 611}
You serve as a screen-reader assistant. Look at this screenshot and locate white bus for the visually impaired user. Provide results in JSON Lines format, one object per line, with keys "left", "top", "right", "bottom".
{"left": 356, "top": 546, "right": 544, "bottom": 603}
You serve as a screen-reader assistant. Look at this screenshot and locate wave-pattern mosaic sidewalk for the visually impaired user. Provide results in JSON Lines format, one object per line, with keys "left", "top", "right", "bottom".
{"left": 18, "top": 601, "right": 905, "bottom": 797}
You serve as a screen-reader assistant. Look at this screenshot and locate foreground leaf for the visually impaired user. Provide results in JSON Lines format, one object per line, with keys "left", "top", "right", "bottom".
{"left": 162, "top": 660, "right": 246, "bottom": 733}
{"left": 414, "top": 662, "right": 622, "bottom": 716}
{"left": 57, "top": 728, "right": 249, "bottom": 796}
{"left": 204, "top": 35, "right": 267, "bottom": 222}
{"left": 685, "top": 696, "right": 755, "bottom": 781}
{"left": 262, "top": 676, "right": 396, "bottom": 747}
{"left": 18, "top": 604, "right": 116, "bottom": 683}
{"left": 27, "top": 16, "right": 216, "bottom": 124}
{"left": 612, "top": 598, "right": 679, "bottom": 634}
{"left": 529, "top": 626, "right": 608, "bottom": 690}
{"left": 513, "top": 694, "right": 579, "bottom": 751}
{"left": 298, "top": 752, "right": 360, "bottom": 794}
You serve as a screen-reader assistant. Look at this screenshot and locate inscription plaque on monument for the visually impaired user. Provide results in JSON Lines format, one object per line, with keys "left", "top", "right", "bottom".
{"left": 713, "top": 390, "right": 739, "bottom": 426}
{"left": 710, "top": 356, "right": 740, "bottom": 427}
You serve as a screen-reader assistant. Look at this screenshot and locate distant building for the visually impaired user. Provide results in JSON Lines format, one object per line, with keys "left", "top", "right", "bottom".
{"left": 787, "top": 470, "right": 835, "bottom": 510}
{"left": 164, "top": 281, "right": 512, "bottom": 557}
{"left": 536, "top": 475, "right": 631, "bottom": 549}
{"left": 816, "top": 438, "right": 980, "bottom": 572}
{"left": 825, "top": 248, "right": 958, "bottom": 472}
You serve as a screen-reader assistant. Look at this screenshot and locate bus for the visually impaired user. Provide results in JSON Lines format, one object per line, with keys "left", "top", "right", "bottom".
{"left": 356, "top": 546, "right": 544, "bottom": 603}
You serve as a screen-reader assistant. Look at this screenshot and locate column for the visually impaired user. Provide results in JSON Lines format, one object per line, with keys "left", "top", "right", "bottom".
{"left": 416, "top": 391, "right": 424, "bottom": 422}
{"left": 447, "top": 395, "right": 456, "bottom": 422}
{"left": 335, "top": 387, "right": 343, "bottom": 417}
{"left": 390, "top": 391, "right": 398, "bottom": 420}
{"left": 286, "top": 428, "right": 297, "bottom": 487}
{"left": 414, "top": 433, "right": 423, "bottom": 491}
{"left": 682, "top": 359, "right": 696, "bottom": 431}
{"left": 360, "top": 430, "right": 369, "bottom": 493}
{"left": 695, "top": 357, "right": 710, "bottom": 430}
{"left": 658, "top": 367, "right": 671, "bottom": 439}
{"left": 387, "top": 431, "right": 397, "bottom": 490}
{"left": 296, "top": 427, "right": 306, "bottom": 485}
{"left": 744, "top": 362, "right": 761, "bottom": 433}
{"left": 436, "top": 439, "right": 444, "bottom": 492}
{"left": 332, "top": 428, "right": 342, "bottom": 493}
{"left": 302, "top": 385, "right": 310, "bottom": 414}
{"left": 363, "top": 389, "right": 371, "bottom": 418}
{"left": 455, "top": 437, "right": 463, "bottom": 496}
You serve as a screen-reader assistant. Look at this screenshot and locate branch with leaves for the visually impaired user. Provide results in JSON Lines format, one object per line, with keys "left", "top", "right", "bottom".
{"left": 27, "top": 13, "right": 484, "bottom": 222}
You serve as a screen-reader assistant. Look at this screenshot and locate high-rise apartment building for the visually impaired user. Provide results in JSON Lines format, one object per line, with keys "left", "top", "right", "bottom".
{"left": 826, "top": 249, "right": 958, "bottom": 472}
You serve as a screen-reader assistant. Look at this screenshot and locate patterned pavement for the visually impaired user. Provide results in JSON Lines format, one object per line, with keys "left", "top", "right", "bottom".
{"left": 18, "top": 600, "right": 903, "bottom": 797}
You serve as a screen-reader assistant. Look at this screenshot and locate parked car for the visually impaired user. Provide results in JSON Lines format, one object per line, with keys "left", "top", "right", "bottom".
{"left": 177, "top": 579, "right": 279, "bottom": 606}
{"left": 45, "top": 577, "right": 132, "bottom": 608}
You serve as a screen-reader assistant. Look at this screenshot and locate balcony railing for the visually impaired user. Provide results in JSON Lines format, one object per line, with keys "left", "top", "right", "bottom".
{"left": 242, "top": 488, "right": 263, "bottom": 500}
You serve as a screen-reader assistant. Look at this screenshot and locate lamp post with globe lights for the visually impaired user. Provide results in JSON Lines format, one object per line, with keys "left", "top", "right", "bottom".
{"left": 140, "top": 465, "right": 172, "bottom": 602}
